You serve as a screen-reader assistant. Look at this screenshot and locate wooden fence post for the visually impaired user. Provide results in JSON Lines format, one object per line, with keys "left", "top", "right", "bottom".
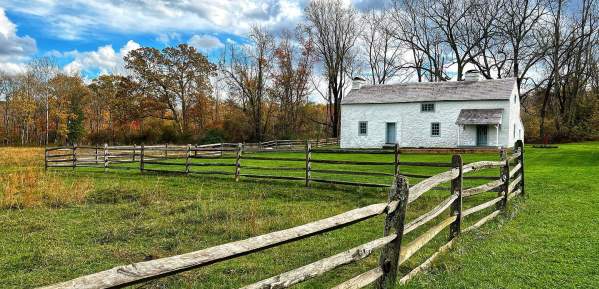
{"left": 499, "top": 149, "right": 509, "bottom": 209}
{"left": 140, "top": 144, "right": 145, "bottom": 173}
{"left": 194, "top": 144, "right": 198, "bottom": 157}
{"left": 220, "top": 143, "right": 224, "bottom": 157}
{"left": 449, "top": 154, "right": 463, "bottom": 239}
{"left": 95, "top": 144, "right": 99, "bottom": 164}
{"left": 185, "top": 144, "right": 191, "bottom": 174}
{"left": 394, "top": 144, "right": 400, "bottom": 175}
{"left": 516, "top": 140, "right": 525, "bottom": 197}
{"left": 235, "top": 143, "right": 243, "bottom": 182}
{"left": 503, "top": 152, "right": 510, "bottom": 207}
{"left": 72, "top": 144, "right": 77, "bottom": 170}
{"left": 132, "top": 144, "right": 136, "bottom": 162}
{"left": 305, "top": 141, "right": 312, "bottom": 187}
{"left": 376, "top": 175, "right": 410, "bottom": 289}
{"left": 44, "top": 147, "right": 48, "bottom": 171}
{"left": 164, "top": 143, "right": 168, "bottom": 159}
{"left": 103, "top": 143, "right": 108, "bottom": 173}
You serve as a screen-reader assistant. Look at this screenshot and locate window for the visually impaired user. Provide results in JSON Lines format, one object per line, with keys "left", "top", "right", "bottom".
{"left": 431, "top": 122, "right": 440, "bottom": 136}
{"left": 358, "top": 121, "right": 368, "bottom": 136}
{"left": 421, "top": 103, "right": 435, "bottom": 112}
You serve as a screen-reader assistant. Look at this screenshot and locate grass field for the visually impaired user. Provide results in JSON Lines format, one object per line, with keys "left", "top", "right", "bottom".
{"left": 0, "top": 143, "right": 597, "bottom": 288}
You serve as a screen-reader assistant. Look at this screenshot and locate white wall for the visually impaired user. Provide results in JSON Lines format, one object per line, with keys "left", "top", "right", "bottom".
{"left": 340, "top": 98, "right": 522, "bottom": 148}
{"left": 507, "top": 85, "right": 525, "bottom": 145}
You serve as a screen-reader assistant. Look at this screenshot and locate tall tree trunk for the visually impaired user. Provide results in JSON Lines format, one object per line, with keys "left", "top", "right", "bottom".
{"left": 539, "top": 80, "right": 553, "bottom": 141}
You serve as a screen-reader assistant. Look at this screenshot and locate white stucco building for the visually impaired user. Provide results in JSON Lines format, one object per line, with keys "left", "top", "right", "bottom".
{"left": 340, "top": 72, "right": 524, "bottom": 148}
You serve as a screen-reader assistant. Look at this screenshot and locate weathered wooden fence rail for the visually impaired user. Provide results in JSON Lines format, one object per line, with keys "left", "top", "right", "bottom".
{"left": 46, "top": 138, "right": 506, "bottom": 189}
{"left": 41, "top": 141, "right": 525, "bottom": 289}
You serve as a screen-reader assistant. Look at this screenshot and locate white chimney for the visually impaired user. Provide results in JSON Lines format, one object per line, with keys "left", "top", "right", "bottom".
{"left": 352, "top": 77, "right": 367, "bottom": 90}
{"left": 464, "top": 69, "right": 482, "bottom": 81}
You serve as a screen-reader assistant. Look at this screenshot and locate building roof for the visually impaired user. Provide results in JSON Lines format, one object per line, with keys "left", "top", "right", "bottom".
{"left": 456, "top": 109, "right": 504, "bottom": 125}
{"left": 342, "top": 78, "right": 516, "bottom": 104}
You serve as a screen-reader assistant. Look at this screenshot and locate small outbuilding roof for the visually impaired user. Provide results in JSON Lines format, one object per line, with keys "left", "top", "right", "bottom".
{"left": 455, "top": 109, "right": 504, "bottom": 125}
{"left": 342, "top": 78, "right": 516, "bottom": 104}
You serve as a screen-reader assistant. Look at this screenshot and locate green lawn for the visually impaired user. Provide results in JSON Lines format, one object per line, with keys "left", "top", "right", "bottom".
{"left": 0, "top": 143, "right": 597, "bottom": 288}
{"left": 404, "top": 142, "right": 599, "bottom": 288}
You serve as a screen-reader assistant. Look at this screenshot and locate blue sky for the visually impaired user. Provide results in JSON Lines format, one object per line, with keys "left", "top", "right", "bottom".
{"left": 0, "top": 0, "right": 382, "bottom": 78}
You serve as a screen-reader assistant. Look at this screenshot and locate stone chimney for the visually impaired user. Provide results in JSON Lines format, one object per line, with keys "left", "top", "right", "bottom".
{"left": 464, "top": 69, "right": 482, "bottom": 81}
{"left": 352, "top": 77, "right": 367, "bottom": 90}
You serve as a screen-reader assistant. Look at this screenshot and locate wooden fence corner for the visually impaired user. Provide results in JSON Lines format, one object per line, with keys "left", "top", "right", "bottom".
{"left": 376, "top": 175, "right": 409, "bottom": 289}
{"left": 235, "top": 143, "right": 243, "bottom": 182}
{"left": 516, "top": 140, "right": 525, "bottom": 197}
{"left": 103, "top": 143, "right": 108, "bottom": 172}
{"left": 449, "top": 154, "right": 463, "bottom": 239}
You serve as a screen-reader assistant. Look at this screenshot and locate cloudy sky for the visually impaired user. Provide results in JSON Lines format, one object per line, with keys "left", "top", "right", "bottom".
{"left": 0, "top": 0, "right": 383, "bottom": 77}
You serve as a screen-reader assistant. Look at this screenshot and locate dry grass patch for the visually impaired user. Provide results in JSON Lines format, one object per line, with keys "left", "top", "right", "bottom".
{"left": 0, "top": 168, "right": 93, "bottom": 209}
{"left": 0, "top": 147, "right": 43, "bottom": 168}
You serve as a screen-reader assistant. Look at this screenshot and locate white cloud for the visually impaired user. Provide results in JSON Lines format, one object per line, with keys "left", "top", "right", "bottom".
{"left": 188, "top": 34, "right": 224, "bottom": 51}
{"left": 119, "top": 40, "right": 141, "bottom": 56}
{"left": 156, "top": 32, "right": 182, "bottom": 46}
{"left": 0, "top": 8, "right": 15, "bottom": 38}
{"left": 0, "top": 7, "right": 37, "bottom": 74}
{"left": 0, "top": 0, "right": 308, "bottom": 40}
{"left": 64, "top": 40, "right": 140, "bottom": 76}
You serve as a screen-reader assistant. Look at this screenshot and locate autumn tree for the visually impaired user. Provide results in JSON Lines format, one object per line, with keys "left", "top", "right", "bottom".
{"left": 10, "top": 72, "right": 39, "bottom": 145}
{"left": 0, "top": 72, "right": 17, "bottom": 144}
{"left": 270, "top": 29, "right": 315, "bottom": 138}
{"left": 125, "top": 44, "right": 217, "bottom": 136}
{"left": 29, "top": 57, "right": 59, "bottom": 145}
{"left": 88, "top": 75, "right": 148, "bottom": 142}
{"left": 88, "top": 75, "right": 117, "bottom": 136}
{"left": 220, "top": 26, "right": 275, "bottom": 141}
{"left": 49, "top": 74, "right": 91, "bottom": 144}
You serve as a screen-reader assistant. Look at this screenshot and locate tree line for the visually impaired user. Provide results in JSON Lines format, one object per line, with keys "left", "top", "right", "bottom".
{"left": 0, "top": 37, "right": 326, "bottom": 145}
{"left": 1, "top": 0, "right": 597, "bottom": 146}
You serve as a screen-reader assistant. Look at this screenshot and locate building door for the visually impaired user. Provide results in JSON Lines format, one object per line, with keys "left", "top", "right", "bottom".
{"left": 476, "top": 125, "right": 488, "bottom": 146}
{"left": 386, "top": 122, "right": 396, "bottom": 144}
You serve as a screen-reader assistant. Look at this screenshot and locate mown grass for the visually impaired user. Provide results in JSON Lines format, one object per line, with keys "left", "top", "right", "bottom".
{"left": 403, "top": 142, "right": 599, "bottom": 288}
{"left": 0, "top": 143, "right": 596, "bottom": 288}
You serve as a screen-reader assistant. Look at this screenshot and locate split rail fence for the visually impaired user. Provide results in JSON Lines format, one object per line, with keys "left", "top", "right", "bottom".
{"left": 45, "top": 138, "right": 504, "bottom": 189}
{"left": 41, "top": 141, "right": 525, "bottom": 289}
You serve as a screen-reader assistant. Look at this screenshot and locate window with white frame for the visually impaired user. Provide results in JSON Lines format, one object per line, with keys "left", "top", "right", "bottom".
{"left": 421, "top": 103, "right": 435, "bottom": 112}
{"left": 358, "top": 121, "right": 368, "bottom": 136}
{"left": 431, "top": 122, "right": 440, "bottom": 136}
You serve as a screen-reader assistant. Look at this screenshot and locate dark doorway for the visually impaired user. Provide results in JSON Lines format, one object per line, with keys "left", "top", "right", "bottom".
{"left": 386, "top": 122, "right": 396, "bottom": 144}
{"left": 476, "top": 125, "right": 488, "bottom": 146}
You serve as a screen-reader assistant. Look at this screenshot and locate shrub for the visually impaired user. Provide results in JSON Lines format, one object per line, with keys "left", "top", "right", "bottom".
{"left": 201, "top": 128, "right": 225, "bottom": 144}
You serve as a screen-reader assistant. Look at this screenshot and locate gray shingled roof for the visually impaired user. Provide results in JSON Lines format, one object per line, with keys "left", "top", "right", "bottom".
{"left": 342, "top": 78, "right": 516, "bottom": 104}
{"left": 456, "top": 109, "right": 504, "bottom": 125}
